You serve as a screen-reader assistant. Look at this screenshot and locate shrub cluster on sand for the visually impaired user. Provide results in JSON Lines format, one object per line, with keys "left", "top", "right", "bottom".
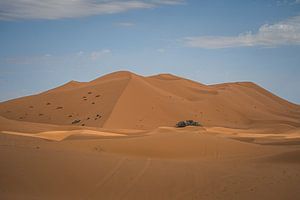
{"left": 176, "top": 120, "right": 201, "bottom": 128}
{"left": 72, "top": 119, "right": 81, "bottom": 124}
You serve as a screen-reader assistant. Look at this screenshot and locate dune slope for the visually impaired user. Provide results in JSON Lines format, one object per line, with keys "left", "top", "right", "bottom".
{"left": 1, "top": 71, "right": 300, "bottom": 129}
{"left": 1, "top": 126, "right": 300, "bottom": 200}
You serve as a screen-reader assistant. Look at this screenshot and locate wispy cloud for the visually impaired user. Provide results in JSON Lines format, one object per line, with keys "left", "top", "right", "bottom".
{"left": 115, "top": 22, "right": 135, "bottom": 27}
{"left": 277, "top": 0, "right": 300, "bottom": 6}
{"left": 0, "top": 0, "right": 184, "bottom": 20}
{"left": 4, "top": 54, "right": 54, "bottom": 65}
{"left": 184, "top": 15, "right": 300, "bottom": 49}
{"left": 2, "top": 50, "right": 112, "bottom": 64}
{"left": 90, "top": 49, "right": 112, "bottom": 60}
{"left": 151, "top": 0, "right": 185, "bottom": 5}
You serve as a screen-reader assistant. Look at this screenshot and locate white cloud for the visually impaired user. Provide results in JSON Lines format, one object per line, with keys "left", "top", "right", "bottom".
{"left": 276, "top": 0, "right": 300, "bottom": 6}
{"left": 0, "top": 0, "right": 184, "bottom": 20}
{"left": 151, "top": 0, "right": 185, "bottom": 5}
{"left": 291, "top": 0, "right": 300, "bottom": 4}
{"left": 184, "top": 15, "right": 300, "bottom": 49}
{"left": 90, "top": 49, "right": 111, "bottom": 60}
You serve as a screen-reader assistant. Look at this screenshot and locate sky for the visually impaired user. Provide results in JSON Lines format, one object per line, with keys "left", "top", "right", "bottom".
{"left": 0, "top": 0, "right": 300, "bottom": 104}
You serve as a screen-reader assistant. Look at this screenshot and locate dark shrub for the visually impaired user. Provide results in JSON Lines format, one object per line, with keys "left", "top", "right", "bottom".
{"left": 176, "top": 120, "right": 201, "bottom": 128}
{"left": 185, "top": 120, "right": 193, "bottom": 126}
{"left": 72, "top": 119, "right": 81, "bottom": 124}
{"left": 192, "top": 121, "right": 200, "bottom": 126}
{"left": 186, "top": 120, "right": 200, "bottom": 126}
{"left": 176, "top": 121, "right": 187, "bottom": 128}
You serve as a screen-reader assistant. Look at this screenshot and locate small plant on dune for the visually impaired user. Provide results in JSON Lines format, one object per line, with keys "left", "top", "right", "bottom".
{"left": 176, "top": 121, "right": 187, "bottom": 127}
{"left": 186, "top": 120, "right": 200, "bottom": 126}
{"left": 176, "top": 120, "right": 201, "bottom": 128}
{"left": 71, "top": 119, "right": 81, "bottom": 124}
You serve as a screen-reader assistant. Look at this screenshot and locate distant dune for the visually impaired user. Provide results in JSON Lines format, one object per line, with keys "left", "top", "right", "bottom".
{"left": 1, "top": 71, "right": 299, "bottom": 130}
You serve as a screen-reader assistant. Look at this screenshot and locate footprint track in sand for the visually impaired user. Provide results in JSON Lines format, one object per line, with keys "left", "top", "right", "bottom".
{"left": 84, "top": 157, "right": 126, "bottom": 200}
{"left": 118, "top": 158, "right": 152, "bottom": 200}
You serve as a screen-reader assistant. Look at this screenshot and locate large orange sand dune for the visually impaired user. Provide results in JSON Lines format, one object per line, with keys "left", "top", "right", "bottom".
{"left": 1, "top": 71, "right": 299, "bottom": 130}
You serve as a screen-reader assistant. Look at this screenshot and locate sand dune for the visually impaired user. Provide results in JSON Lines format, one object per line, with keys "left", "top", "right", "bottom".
{"left": 1, "top": 125, "right": 300, "bottom": 200}
{"left": 1, "top": 71, "right": 300, "bottom": 199}
{"left": 1, "top": 71, "right": 299, "bottom": 129}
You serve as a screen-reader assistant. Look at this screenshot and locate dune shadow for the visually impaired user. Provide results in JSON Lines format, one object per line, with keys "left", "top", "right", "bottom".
{"left": 263, "top": 150, "right": 300, "bottom": 163}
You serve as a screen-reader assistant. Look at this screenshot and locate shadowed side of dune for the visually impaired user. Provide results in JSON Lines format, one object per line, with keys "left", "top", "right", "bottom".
{"left": 263, "top": 150, "right": 300, "bottom": 163}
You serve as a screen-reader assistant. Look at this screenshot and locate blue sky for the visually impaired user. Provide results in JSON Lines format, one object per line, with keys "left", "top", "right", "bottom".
{"left": 0, "top": 0, "right": 300, "bottom": 103}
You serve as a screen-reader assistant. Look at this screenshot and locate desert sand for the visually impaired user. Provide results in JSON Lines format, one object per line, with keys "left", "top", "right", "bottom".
{"left": 1, "top": 71, "right": 300, "bottom": 199}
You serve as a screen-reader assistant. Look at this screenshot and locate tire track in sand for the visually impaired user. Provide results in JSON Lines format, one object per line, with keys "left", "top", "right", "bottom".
{"left": 119, "top": 158, "right": 152, "bottom": 200}
{"left": 85, "top": 157, "right": 126, "bottom": 200}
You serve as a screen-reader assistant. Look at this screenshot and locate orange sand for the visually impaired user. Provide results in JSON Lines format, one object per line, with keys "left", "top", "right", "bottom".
{"left": 1, "top": 71, "right": 300, "bottom": 199}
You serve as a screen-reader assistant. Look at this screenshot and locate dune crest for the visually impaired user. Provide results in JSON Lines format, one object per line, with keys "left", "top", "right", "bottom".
{"left": 1, "top": 130, "right": 126, "bottom": 141}
{"left": 0, "top": 71, "right": 299, "bottom": 130}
